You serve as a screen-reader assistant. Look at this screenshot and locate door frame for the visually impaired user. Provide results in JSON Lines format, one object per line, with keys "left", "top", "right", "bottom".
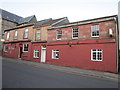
{"left": 18, "top": 47, "right": 22, "bottom": 59}
{"left": 41, "top": 45, "right": 46, "bottom": 63}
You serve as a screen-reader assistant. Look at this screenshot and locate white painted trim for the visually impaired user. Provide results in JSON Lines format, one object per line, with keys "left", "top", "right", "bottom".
{"left": 91, "top": 49, "right": 103, "bottom": 61}
{"left": 91, "top": 25, "right": 99, "bottom": 37}
{"left": 41, "top": 46, "right": 46, "bottom": 62}
{"left": 56, "top": 30, "right": 62, "bottom": 40}
{"left": 33, "top": 50, "right": 39, "bottom": 58}
{"left": 23, "top": 44, "right": 28, "bottom": 52}
{"left": 72, "top": 28, "right": 78, "bottom": 39}
{"left": 52, "top": 50, "right": 59, "bottom": 59}
{"left": 4, "top": 45, "right": 8, "bottom": 52}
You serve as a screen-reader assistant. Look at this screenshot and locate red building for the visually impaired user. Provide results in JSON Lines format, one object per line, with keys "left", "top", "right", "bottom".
{"left": 2, "top": 15, "right": 119, "bottom": 73}
{"left": 46, "top": 15, "right": 119, "bottom": 73}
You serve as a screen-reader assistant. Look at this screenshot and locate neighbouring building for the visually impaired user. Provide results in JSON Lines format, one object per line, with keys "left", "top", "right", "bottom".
{"left": 0, "top": 8, "right": 37, "bottom": 55}
{"left": 2, "top": 17, "right": 69, "bottom": 62}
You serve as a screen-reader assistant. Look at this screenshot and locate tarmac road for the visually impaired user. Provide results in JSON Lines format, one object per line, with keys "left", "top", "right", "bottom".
{"left": 2, "top": 58, "right": 118, "bottom": 88}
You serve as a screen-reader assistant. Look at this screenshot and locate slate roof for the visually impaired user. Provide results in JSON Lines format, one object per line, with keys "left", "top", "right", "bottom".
{"left": 0, "top": 8, "right": 36, "bottom": 24}
{"left": 34, "top": 17, "right": 68, "bottom": 27}
{"left": 18, "top": 15, "right": 36, "bottom": 24}
{"left": 0, "top": 8, "right": 22, "bottom": 23}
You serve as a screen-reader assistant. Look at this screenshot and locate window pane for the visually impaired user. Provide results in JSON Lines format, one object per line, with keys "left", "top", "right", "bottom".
{"left": 91, "top": 49, "right": 102, "bottom": 61}
{"left": 57, "top": 30, "right": 62, "bottom": 40}
{"left": 6, "top": 32, "right": 10, "bottom": 40}
{"left": 92, "top": 25, "right": 99, "bottom": 37}
{"left": 24, "top": 29, "right": 28, "bottom": 38}
{"left": 24, "top": 44, "right": 28, "bottom": 52}
{"left": 36, "top": 30, "right": 40, "bottom": 40}
{"left": 14, "top": 31, "right": 18, "bottom": 39}
{"left": 73, "top": 28, "right": 78, "bottom": 38}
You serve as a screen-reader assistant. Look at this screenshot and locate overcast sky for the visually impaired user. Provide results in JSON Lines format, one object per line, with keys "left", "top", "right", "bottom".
{"left": 1, "top": 0, "right": 120, "bottom": 22}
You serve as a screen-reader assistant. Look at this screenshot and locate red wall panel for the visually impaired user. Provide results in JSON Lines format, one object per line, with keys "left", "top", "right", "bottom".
{"left": 46, "top": 39, "right": 117, "bottom": 73}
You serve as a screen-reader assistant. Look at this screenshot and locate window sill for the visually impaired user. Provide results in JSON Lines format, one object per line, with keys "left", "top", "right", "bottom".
{"left": 91, "top": 36, "right": 99, "bottom": 38}
{"left": 72, "top": 38, "right": 78, "bottom": 40}
{"left": 52, "top": 58, "right": 59, "bottom": 59}
{"left": 33, "top": 57, "right": 39, "bottom": 59}
{"left": 91, "top": 60, "right": 102, "bottom": 61}
{"left": 56, "top": 39, "right": 61, "bottom": 40}
{"left": 23, "top": 51, "right": 28, "bottom": 53}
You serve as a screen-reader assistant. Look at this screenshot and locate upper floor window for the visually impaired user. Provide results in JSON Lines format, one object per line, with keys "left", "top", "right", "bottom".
{"left": 14, "top": 31, "right": 18, "bottom": 40}
{"left": 36, "top": 30, "right": 40, "bottom": 40}
{"left": 23, "top": 44, "right": 29, "bottom": 52}
{"left": 56, "top": 30, "right": 62, "bottom": 40}
{"left": 4, "top": 45, "right": 8, "bottom": 52}
{"left": 6, "top": 32, "right": 10, "bottom": 40}
{"left": 52, "top": 50, "right": 59, "bottom": 59}
{"left": 72, "top": 28, "right": 78, "bottom": 39}
{"left": 91, "top": 49, "right": 102, "bottom": 61}
{"left": 24, "top": 29, "right": 29, "bottom": 39}
{"left": 91, "top": 25, "right": 99, "bottom": 37}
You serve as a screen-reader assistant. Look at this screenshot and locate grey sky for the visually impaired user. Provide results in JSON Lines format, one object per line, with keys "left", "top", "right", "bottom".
{"left": 1, "top": 0, "right": 119, "bottom": 22}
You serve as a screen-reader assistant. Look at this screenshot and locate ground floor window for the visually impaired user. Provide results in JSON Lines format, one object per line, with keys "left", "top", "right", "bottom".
{"left": 91, "top": 49, "right": 103, "bottom": 61}
{"left": 34, "top": 50, "right": 39, "bottom": 58}
{"left": 4, "top": 45, "right": 8, "bottom": 52}
{"left": 52, "top": 50, "right": 59, "bottom": 59}
{"left": 23, "top": 44, "right": 29, "bottom": 52}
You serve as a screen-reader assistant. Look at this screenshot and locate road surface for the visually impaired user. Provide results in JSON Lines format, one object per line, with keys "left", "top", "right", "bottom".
{"left": 2, "top": 59, "right": 118, "bottom": 88}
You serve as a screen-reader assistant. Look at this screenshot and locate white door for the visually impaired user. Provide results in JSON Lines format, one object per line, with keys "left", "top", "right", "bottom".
{"left": 41, "top": 46, "right": 46, "bottom": 63}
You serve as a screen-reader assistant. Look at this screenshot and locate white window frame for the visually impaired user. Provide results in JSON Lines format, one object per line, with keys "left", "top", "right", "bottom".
{"left": 52, "top": 50, "right": 59, "bottom": 59}
{"left": 56, "top": 30, "right": 62, "bottom": 40}
{"left": 14, "top": 30, "right": 18, "bottom": 40}
{"left": 4, "top": 45, "right": 8, "bottom": 52}
{"left": 72, "top": 28, "right": 78, "bottom": 39}
{"left": 6, "top": 32, "right": 10, "bottom": 40}
{"left": 34, "top": 50, "right": 39, "bottom": 58}
{"left": 91, "top": 25, "right": 99, "bottom": 37}
{"left": 24, "top": 29, "right": 29, "bottom": 39}
{"left": 91, "top": 49, "right": 103, "bottom": 61}
{"left": 23, "top": 44, "right": 29, "bottom": 52}
{"left": 36, "top": 30, "right": 41, "bottom": 40}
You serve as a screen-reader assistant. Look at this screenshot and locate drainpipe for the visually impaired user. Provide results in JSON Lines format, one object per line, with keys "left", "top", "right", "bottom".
{"left": 114, "top": 16, "right": 119, "bottom": 73}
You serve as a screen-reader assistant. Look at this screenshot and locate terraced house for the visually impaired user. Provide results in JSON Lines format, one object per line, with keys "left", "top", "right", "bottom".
{"left": 2, "top": 12, "right": 119, "bottom": 73}
{"left": 2, "top": 17, "right": 69, "bottom": 62}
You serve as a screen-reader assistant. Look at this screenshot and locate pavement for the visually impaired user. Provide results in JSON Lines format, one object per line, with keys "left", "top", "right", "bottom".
{"left": 1, "top": 56, "right": 119, "bottom": 82}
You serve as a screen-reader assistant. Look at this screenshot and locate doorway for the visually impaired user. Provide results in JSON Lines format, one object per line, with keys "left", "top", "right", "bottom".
{"left": 41, "top": 45, "right": 46, "bottom": 63}
{"left": 19, "top": 47, "right": 22, "bottom": 59}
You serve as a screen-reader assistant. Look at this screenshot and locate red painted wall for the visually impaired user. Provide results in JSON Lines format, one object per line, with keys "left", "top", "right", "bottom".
{"left": 2, "top": 42, "right": 32, "bottom": 61}
{"left": 46, "top": 39, "right": 117, "bottom": 73}
{"left": 2, "top": 43, "right": 19, "bottom": 58}
{"left": 31, "top": 43, "right": 41, "bottom": 62}
{"left": 20, "top": 42, "right": 32, "bottom": 61}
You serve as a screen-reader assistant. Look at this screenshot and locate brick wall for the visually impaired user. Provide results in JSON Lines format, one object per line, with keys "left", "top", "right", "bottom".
{"left": 48, "top": 20, "right": 116, "bottom": 42}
